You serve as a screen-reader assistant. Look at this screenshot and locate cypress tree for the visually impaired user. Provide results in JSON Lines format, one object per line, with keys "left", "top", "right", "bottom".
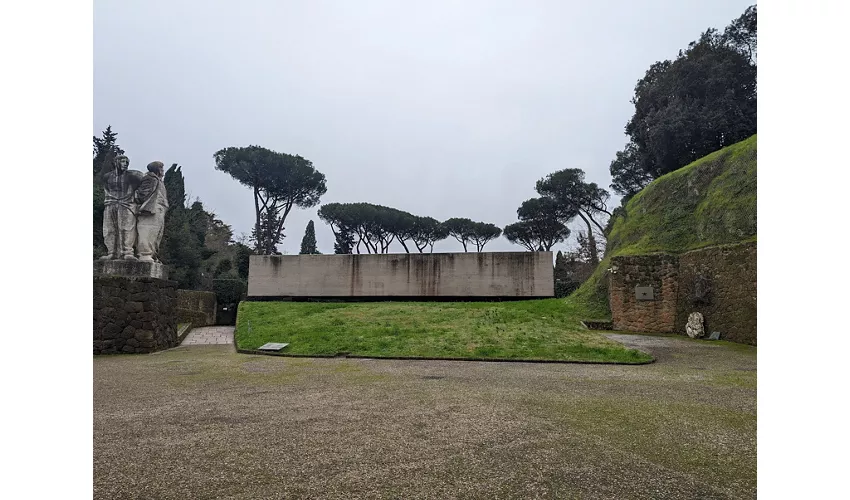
{"left": 300, "top": 220, "right": 318, "bottom": 254}
{"left": 93, "top": 126, "right": 125, "bottom": 257}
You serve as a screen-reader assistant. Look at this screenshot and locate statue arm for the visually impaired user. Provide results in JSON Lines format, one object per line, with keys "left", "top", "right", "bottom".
{"left": 126, "top": 170, "right": 146, "bottom": 193}
{"left": 135, "top": 176, "right": 155, "bottom": 205}
{"left": 98, "top": 158, "right": 114, "bottom": 183}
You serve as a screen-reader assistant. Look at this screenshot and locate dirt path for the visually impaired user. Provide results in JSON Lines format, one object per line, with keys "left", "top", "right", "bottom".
{"left": 94, "top": 334, "right": 756, "bottom": 499}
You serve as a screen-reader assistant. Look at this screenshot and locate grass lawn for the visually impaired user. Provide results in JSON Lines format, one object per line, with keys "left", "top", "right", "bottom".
{"left": 235, "top": 299, "right": 652, "bottom": 363}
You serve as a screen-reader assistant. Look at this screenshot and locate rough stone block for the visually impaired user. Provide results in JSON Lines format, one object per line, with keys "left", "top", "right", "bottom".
{"left": 686, "top": 312, "right": 705, "bottom": 338}
{"left": 135, "top": 330, "right": 154, "bottom": 341}
{"left": 124, "top": 302, "right": 144, "bottom": 313}
{"left": 103, "top": 324, "right": 121, "bottom": 339}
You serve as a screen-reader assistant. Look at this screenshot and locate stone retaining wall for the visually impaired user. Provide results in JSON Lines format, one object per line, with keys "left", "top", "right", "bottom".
{"left": 676, "top": 243, "right": 757, "bottom": 345}
{"left": 176, "top": 290, "right": 217, "bottom": 327}
{"left": 94, "top": 276, "right": 178, "bottom": 354}
{"left": 609, "top": 242, "right": 756, "bottom": 345}
{"left": 609, "top": 254, "right": 679, "bottom": 333}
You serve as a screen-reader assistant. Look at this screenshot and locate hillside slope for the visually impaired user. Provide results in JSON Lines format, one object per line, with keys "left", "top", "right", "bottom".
{"left": 568, "top": 135, "right": 757, "bottom": 317}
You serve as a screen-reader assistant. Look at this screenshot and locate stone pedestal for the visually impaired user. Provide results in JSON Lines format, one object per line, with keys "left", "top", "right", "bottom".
{"left": 94, "top": 259, "right": 167, "bottom": 279}
{"left": 94, "top": 274, "right": 178, "bottom": 355}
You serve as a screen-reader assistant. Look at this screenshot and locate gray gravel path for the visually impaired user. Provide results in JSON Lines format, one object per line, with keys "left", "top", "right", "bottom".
{"left": 94, "top": 333, "right": 756, "bottom": 499}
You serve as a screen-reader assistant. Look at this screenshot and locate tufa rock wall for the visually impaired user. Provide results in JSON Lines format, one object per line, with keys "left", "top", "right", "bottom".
{"left": 94, "top": 276, "right": 178, "bottom": 354}
{"left": 609, "top": 254, "right": 679, "bottom": 333}
{"left": 609, "top": 242, "right": 756, "bottom": 345}
{"left": 676, "top": 242, "right": 757, "bottom": 345}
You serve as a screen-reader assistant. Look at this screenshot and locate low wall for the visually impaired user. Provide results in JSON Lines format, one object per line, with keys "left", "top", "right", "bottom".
{"left": 176, "top": 290, "right": 217, "bottom": 327}
{"left": 94, "top": 276, "right": 178, "bottom": 354}
{"left": 248, "top": 252, "right": 554, "bottom": 299}
{"left": 609, "top": 242, "right": 756, "bottom": 345}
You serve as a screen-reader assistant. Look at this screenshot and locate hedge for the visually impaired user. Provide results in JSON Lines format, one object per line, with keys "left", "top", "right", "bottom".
{"left": 212, "top": 279, "right": 246, "bottom": 305}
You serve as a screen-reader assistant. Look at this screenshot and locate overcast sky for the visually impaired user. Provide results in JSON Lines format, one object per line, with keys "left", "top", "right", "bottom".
{"left": 95, "top": 0, "right": 752, "bottom": 255}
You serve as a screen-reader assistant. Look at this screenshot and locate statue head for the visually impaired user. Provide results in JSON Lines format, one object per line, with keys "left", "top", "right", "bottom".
{"left": 147, "top": 161, "right": 165, "bottom": 178}
{"left": 113, "top": 155, "right": 129, "bottom": 172}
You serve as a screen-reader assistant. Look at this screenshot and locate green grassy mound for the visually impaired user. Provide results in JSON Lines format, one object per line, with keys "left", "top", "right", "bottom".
{"left": 567, "top": 134, "right": 757, "bottom": 316}
{"left": 235, "top": 299, "right": 653, "bottom": 364}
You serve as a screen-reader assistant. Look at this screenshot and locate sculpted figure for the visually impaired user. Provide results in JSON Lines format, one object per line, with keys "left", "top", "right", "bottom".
{"left": 99, "top": 155, "right": 145, "bottom": 260}
{"left": 135, "top": 161, "right": 169, "bottom": 262}
{"left": 686, "top": 312, "right": 705, "bottom": 339}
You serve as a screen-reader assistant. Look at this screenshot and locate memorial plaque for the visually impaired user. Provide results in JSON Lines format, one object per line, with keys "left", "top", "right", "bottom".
{"left": 258, "top": 342, "right": 289, "bottom": 351}
{"left": 635, "top": 286, "right": 654, "bottom": 300}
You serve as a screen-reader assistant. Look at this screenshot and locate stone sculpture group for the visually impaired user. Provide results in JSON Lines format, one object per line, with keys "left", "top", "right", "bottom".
{"left": 98, "top": 155, "right": 169, "bottom": 262}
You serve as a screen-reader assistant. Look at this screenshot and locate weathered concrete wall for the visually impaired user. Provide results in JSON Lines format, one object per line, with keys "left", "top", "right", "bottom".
{"left": 94, "top": 276, "right": 178, "bottom": 354}
{"left": 248, "top": 252, "right": 554, "bottom": 298}
{"left": 176, "top": 290, "right": 217, "bottom": 327}
{"left": 609, "top": 242, "right": 757, "bottom": 345}
{"left": 676, "top": 242, "right": 757, "bottom": 345}
{"left": 609, "top": 254, "right": 679, "bottom": 333}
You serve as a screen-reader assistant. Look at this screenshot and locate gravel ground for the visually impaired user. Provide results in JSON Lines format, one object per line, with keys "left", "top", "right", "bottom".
{"left": 94, "top": 334, "right": 756, "bottom": 499}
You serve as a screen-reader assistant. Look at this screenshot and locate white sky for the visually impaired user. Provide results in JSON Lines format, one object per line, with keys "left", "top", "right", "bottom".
{"left": 94, "top": 0, "right": 754, "bottom": 254}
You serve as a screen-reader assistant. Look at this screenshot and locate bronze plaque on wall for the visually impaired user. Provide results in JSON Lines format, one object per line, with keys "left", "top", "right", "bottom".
{"left": 635, "top": 286, "right": 655, "bottom": 300}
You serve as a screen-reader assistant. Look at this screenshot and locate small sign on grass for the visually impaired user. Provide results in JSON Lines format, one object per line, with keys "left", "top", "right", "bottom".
{"left": 258, "top": 342, "right": 289, "bottom": 351}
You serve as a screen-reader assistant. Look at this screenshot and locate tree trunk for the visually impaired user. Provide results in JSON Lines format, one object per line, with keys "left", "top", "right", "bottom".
{"left": 271, "top": 201, "right": 293, "bottom": 253}
{"left": 253, "top": 187, "right": 263, "bottom": 254}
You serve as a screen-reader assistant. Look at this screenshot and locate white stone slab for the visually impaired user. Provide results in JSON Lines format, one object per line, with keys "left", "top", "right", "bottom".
{"left": 258, "top": 342, "right": 289, "bottom": 351}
